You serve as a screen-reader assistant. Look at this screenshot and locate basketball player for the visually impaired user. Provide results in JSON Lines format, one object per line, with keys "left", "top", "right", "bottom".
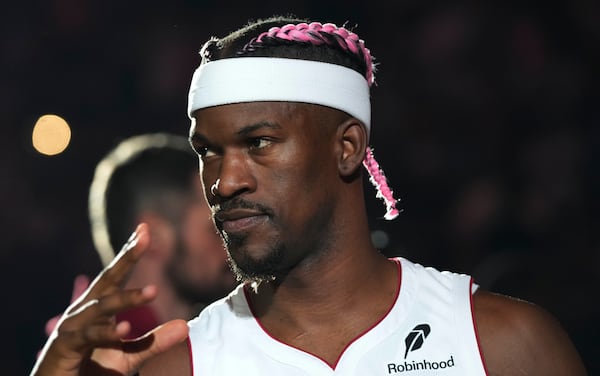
{"left": 30, "top": 16, "right": 587, "bottom": 376}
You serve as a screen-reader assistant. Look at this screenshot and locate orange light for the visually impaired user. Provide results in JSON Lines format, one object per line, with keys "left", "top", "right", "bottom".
{"left": 32, "top": 114, "right": 72, "bottom": 156}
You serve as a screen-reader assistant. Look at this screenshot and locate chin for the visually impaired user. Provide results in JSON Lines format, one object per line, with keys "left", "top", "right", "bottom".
{"left": 225, "top": 237, "right": 286, "bottom": 283}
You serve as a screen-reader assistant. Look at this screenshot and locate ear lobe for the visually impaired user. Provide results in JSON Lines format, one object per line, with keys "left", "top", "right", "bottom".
{"left": 337, "top": 118, "right": 368, "bottom": 177}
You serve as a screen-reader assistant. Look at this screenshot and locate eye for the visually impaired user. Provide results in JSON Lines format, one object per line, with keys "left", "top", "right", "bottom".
{"left": 248, "top": 137, "right": 272, "bottom": 150}
{"left": 201, "top": 147, "right": 217, "bottom": 158}
{"left": 191, "top": 144, "right": 216, "bottom": 158}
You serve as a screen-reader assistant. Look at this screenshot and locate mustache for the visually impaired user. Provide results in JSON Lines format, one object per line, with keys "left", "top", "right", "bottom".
{"left": 211, "top": 198, "right": 274, "bottom": 217}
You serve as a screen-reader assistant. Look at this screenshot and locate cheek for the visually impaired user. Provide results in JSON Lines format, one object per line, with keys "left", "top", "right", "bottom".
{"left": 268, "top": 162, "right": 333, "bottom": 226}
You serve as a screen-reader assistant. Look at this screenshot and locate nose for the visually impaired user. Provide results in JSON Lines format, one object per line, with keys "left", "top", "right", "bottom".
{"left": 210, "top": 150, "right": 256, "bottom": 199}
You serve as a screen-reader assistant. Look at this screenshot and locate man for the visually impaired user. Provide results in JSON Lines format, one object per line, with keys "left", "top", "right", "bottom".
{"left": 31, "top": 16, "right": 587, "bottom": 375}
{"left": 44, "top": 133, "right": 237, "bottom": 339}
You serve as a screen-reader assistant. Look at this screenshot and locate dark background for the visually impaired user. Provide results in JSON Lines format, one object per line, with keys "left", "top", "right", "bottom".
{"left": 1, "top": 0, "right": 598, "bottom": 374}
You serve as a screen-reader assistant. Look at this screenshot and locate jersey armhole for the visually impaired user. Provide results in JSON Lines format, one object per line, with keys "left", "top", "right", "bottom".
{"left": 186, "top": 335, "right": 195, "bottom": 376}
{"left": 469, "top": 278, "right": 490, "bottom": 376}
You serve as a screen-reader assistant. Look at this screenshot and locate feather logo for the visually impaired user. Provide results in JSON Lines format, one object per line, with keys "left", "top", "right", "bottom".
{"left": 404, "top": 324, "right": 431, "bottom": 359}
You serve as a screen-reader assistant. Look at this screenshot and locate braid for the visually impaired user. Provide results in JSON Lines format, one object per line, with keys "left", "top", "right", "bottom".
{"left": 363, "top": 147, "right": 400, "bottom": 220}
{"left": 240, "top": 22, "right": 376, "bottom": 86}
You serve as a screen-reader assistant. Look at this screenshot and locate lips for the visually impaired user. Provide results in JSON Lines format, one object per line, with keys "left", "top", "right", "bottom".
{"left": 215, "top": 209, "right": 268, "bottom": 233}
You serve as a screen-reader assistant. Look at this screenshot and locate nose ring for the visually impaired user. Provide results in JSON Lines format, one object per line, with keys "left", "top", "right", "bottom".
{"left": 210, "top": 179, "right": 220, "bottom": 196}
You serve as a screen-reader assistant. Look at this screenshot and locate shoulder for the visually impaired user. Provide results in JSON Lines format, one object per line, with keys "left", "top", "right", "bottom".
{"left": 188, "top": 283, "right": 249, "bottom": 338}
{"left": 473, "top": 289, "right": 587, "bottom": 375}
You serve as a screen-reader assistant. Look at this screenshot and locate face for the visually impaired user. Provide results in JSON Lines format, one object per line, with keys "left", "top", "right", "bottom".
{"left": 165, "top": 177, "right": 237, "bottom": 303}
{"left": 190, "top": 102, "right": 343, "bottom": 282}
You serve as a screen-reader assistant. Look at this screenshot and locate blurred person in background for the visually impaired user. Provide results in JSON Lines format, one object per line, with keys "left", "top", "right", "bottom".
{"left": 44, "top": 133, "right": 237, "bottom": 339}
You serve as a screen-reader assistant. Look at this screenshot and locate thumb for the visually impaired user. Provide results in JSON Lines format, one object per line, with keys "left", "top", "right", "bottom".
{"left": 123, "top": 319, "right": 189, "bottom": 368}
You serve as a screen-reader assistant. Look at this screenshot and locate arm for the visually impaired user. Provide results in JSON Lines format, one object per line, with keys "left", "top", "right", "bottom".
{"left": 30, "top": 224, "right": 189, "bottom": 376}
{"left": 473, "top": 289, "right": 587, "bottom": 376}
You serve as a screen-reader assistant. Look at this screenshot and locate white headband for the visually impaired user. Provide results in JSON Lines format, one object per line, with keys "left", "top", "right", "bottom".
{"left": 187, "top": 57, "right": 371, "bottom": 131}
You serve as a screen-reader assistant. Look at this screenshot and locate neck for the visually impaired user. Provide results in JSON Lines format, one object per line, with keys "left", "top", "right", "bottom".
{"left": 250, "top": 220, "right": 398, "bottom": 326}
{"left": 246, "top": 238, "right": 399, "bottom": 367}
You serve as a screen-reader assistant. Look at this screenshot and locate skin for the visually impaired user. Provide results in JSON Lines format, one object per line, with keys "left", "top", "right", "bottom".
{"left": 31, "top": 102, "right": 587, "bottom": 376}
{"left": 473, "top": 290, "right": 588, "bottom": 375}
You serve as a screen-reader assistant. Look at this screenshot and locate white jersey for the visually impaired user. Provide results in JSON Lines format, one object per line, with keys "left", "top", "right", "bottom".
{"left": 187, "top": 257, "right": 488, "bottom": 375}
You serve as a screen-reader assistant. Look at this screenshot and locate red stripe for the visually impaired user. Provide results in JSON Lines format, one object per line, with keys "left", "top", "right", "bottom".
{"left": 469, "top": 278, "right": 490, "bottom": 376}
{"left": 186, "top": 335, "right": 194, "bottom": 376}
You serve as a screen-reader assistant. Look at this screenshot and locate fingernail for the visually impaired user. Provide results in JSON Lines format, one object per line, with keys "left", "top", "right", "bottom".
{"left": 127, "top": 227, "right": 138, "bottom": 243}
{"left": 126, "top": 235, "right": 139, "bottom": 251}
{"left": 119, "top": 230, "right": 139, "bottom": 254}
{"left": 142, "top": 285, "right": 156, "bottom": 296}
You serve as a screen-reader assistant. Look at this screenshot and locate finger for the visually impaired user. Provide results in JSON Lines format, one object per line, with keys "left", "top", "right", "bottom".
{"left": 64, "top": 285, "right": 158, "bottom": 328}
{"left": 44, "top": 275, "right": 91, "bottom": 336}
{"left": 79, "top": 320, "right": 133, "bottom": 347}
{"left": 57, "top": 286, "right": 158, "bottom": 352}
{"left": 87, "top": 223, "right": 150, "bottom": 296}
{"left": 45, "top": 315, "right": 61, "bottom": 336}
{"left": 71, "top": 274, "right": 90, "bottom": 302}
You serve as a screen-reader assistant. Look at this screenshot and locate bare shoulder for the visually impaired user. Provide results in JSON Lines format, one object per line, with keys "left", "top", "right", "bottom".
{"left": 139, "top": 339, "right": 191, "bottom": 376}
{"left": 473, "top": 289, "right": 587, "bottom": 375}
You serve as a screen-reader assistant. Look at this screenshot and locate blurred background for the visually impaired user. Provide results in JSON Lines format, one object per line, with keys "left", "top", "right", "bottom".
{"left": 1, "top": 0, "right": 598, "bottom": 373}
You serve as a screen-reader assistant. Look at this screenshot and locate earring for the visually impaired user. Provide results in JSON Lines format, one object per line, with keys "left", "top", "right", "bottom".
{"left": 210, "top": 179, "right": 220, "bottom": 196}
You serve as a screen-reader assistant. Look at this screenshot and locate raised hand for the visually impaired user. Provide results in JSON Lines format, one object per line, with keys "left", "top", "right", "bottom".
{"left": 30, "top": 224, "right": 189, "bottom": 376}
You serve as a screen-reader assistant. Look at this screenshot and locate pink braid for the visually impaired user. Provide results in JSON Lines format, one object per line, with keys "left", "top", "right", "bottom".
{"left": 248, "top": 22, "right": 376, "bottom": 85}
{"left": 363, "top": 147, "right": 400, "bottom": 220}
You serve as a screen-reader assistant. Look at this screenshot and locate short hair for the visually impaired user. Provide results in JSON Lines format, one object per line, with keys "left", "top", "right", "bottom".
{"left": 89, "top": 133, "right": 198, "bottom": 267}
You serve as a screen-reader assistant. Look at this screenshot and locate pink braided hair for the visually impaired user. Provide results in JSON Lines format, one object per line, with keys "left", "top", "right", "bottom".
{"left": 363, "top": 147, "right": 400, "bottom": 220}
{"left": 245, "top": 21, "right": 400, "bottom": 219}
{"left": 245, "top": 22, "right": 376, "bottom": 86}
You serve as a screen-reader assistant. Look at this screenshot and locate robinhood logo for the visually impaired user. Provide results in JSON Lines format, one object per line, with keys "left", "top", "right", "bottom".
{"left": 386, "top": 324, "right": 456, "bottom": 373}
{"left": 404, "top": 324, "right": 431, "bottom": 359}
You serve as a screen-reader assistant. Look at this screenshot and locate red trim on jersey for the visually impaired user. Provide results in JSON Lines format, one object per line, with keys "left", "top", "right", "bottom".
{"left": 469, "top": 277, "right": 490, "bottom": 376}
{"left": 243, "top": 258, "right": 402, "bottom": 371}
{"left": 186, "top": 335, "right": 194, "bottom": 376}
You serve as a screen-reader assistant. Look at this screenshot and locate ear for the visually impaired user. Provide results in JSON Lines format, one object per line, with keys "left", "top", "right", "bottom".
{"left": 136, "top": 211, "right": 176, "bottom": 261}
{"left": 336, "top": 118, "right": 368, "bottom": 177}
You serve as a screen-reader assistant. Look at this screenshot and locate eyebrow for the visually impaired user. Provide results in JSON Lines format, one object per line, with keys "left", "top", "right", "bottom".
{"left": 189, "top": 120, "right": 283, "bottom": 146}
{"left": 236, "top": 121, "right": 282, "bottom": 137}
{"left": 189, "top": 132, "right": 206, "bottom": 147}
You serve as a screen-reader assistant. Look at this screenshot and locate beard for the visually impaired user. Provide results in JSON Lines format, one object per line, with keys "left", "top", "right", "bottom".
{"left": 212, "top": 197, "right": 288, "bottom": 284}
{"left": 223, "top": 230, "right": 287, "bottom": 284}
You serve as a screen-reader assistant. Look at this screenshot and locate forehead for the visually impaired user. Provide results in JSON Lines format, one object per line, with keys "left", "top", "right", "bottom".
{"left": 190, "top": 101, "right": 315, "bottom": 137}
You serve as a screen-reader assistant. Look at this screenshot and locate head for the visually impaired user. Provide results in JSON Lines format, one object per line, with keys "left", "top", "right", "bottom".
{"left": 89, "top": 133, "right": 236, "bottom": 305}
{"left": 187, "top": 16, "right": 398, "bottom": 283}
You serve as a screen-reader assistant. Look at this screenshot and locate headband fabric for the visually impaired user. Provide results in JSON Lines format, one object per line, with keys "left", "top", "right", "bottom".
{"left": 187, "top": 57, "right": 371, "bottom": 131}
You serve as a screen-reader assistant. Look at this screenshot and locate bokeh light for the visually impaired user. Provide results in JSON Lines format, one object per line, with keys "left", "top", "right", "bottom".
{"left": 32, "top": 114, "right": 71, "bottom": 156}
